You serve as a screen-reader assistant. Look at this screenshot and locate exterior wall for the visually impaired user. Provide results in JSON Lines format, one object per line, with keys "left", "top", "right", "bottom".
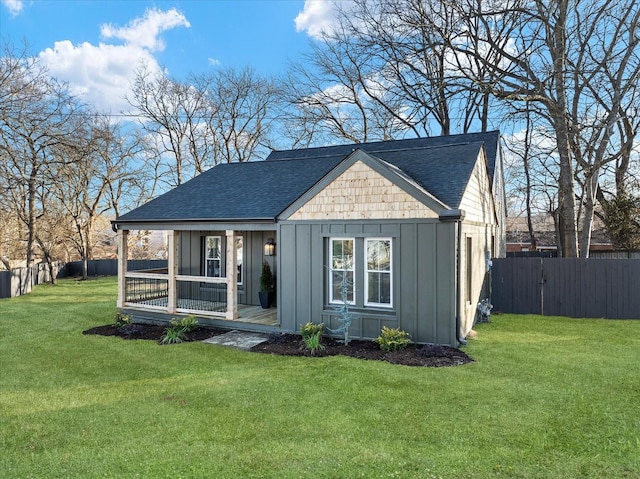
{"left": 459, "top": 222, "right": 496, "bottom": 338}
{"left": 492, "top": 144, "right": 508, "bottom": 258}
{"left": 277, "top": 220, "right": 458, "bottom": 346}
{"left": 287, "top": 160, "right": 439, "bottom": 221}
{"left": 459, "top": 152, "right": 496, "bottom": 225}
{"left": 456, "top": 151, "right": 501, "bottom": 338}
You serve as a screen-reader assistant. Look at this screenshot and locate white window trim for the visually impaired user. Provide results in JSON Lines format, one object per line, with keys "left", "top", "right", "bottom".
{"left": 236, "top": 236, "right": 243, "bottom": 286}
{"left": 329, "top": 237, "right": 356, "bottom": 305}
{"left": 364, "top": 238, "right": 393, "bottom": 308}
{"left": 205, "top": 235, "right": 222, "bottom": 278}
{"left": 204, "top": 235, "right": 244, "bottom": 286}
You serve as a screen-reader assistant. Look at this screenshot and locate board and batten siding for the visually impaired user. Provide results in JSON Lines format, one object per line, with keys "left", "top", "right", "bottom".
{"left": 277, "top": 220, "right": 458, "bottom": 345}
{"left": 177, "top": 230, "right": 274, "bottom": 307}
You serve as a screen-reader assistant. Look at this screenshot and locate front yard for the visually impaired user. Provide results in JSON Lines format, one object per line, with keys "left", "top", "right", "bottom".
{"left": 1, "top": 277, "right": 638, "bottom": 478}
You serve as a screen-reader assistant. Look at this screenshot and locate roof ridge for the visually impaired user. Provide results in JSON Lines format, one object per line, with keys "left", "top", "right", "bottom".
{"left": 269, "top": 141, "right": 483, "bottom": 162}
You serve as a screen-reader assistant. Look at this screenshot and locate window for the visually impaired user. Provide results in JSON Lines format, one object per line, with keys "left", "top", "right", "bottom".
{"left": 365, "top": 239, "right": 392, "bottom": 307}
{"left": 204, "top": 235, "right": 243, "bottom": 285}
{"left": 329, "top": 238, "right": 354, "bottom": 304}
{"left": 205, "top": 236, "right": 221, "bottom": 278}
{"left": 236, "top": 236, "right": 243, "bottom": 285}
{"left": 328, "top": 237, "right": 393, "bottom": 308}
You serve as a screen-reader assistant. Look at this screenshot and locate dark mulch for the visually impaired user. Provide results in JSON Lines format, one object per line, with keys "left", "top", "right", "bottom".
{"left": 252, "top": 333, "right": 473, "bottom": 367}
{"left": 82, "top": 324, "right": 225, "bottom": 342}
{"left": 83, "top": 324, "right": 473, "bottom": 367}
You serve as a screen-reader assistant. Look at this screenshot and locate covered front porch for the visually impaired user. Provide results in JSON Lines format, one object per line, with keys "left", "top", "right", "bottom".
{"left": 116, "top": 228, "right": 278, "bottom": 328}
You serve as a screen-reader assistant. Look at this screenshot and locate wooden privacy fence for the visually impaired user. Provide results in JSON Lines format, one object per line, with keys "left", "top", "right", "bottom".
{"left": 0, "top": 259, "right": 168, "bottom": 299}
{"left": 491, "top": 258, "right": 640, "bottom": 319}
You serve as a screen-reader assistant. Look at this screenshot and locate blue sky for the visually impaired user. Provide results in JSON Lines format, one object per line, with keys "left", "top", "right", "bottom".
{"left": 0, "top": 0, "right": 337, "bottom": 113}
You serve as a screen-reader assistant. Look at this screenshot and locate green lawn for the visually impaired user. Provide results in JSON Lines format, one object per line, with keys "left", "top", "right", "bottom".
{"left": 1, "top": 277, "right": 639, "bottom": 478}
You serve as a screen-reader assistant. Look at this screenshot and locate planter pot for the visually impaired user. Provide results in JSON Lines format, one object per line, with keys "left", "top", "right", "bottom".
{"left": 258, "top": 291, "right": 272, "bottom": 309}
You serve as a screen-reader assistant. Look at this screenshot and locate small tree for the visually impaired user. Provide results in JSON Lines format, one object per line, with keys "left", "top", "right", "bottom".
{"left": 328, "top": 273, "right": 353, "bottom": 345}
{"left": 259, "top": 261, "right": 274, "bottom": 293}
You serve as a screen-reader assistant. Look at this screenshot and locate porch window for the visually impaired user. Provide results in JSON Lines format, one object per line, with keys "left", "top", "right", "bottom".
{"left": 205, "top": 236, "right": 222, "bottom": 277}
{"left": 365, "top": 238, "right": 392, "bottom": 307}
{"left": 329, "top": 238, "right": 354, "bottom": 304}
{"left": 236, "top": 236, "right": 243, "bottom": 285}
{"left": 204, "top": 235, "right": 244, "bottom": 285}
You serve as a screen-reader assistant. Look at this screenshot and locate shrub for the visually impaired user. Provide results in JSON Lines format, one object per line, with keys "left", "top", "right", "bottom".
{"left": 301, "top": 331, "right": 325, "bottom": 356}
{"left": 114, "top": 312, "right": 131, "bottom": 328}
{"left": 374, "top": 326, "right": 411, "bottom": 351}
{"left": 160, "top": 327, "right": 185, "bottom": 345}
{"left": 300, "top": 322, "right": 324, "bottom": 339}
{"left": 170, "top": 315, "right": 198, "bottom": 333}
{"left": 300, "top": 322, "right": 325, "bottom": 356}
{"left": 259, "top": 261, "right": 274, "bottom": 293}
{"left": 160, "top": 315, "right": 198, "bottom": 345}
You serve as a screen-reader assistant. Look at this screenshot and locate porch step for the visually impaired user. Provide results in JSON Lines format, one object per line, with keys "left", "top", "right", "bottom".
{"left": 202, "top": 330, "right": 269, "bottom": 351}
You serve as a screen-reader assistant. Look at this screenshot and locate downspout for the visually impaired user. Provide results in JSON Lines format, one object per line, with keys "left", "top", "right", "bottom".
{"left": 439, "top": 209, "right": 466, "bottom": 347}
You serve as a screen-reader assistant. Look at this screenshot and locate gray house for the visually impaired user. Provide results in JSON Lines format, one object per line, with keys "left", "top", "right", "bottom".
{"left": 113, "top": 131, "right": 505, "bottom": 346}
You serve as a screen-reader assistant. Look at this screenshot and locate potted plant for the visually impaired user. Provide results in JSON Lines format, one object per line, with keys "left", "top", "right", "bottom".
{"left": 258, "top": 260, "right": 274, "bottom": 309}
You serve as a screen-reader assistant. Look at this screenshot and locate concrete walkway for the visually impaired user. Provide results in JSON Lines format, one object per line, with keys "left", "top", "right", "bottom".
{"left": 202, "top": 330, "right": 269, "bottom": 350}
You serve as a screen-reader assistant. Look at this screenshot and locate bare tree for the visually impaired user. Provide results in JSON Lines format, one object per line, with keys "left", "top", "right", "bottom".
{"left": 128, "top": 64, "right": 279, "bottom": 189}
{"left": 0, "top": 44, "right": 86, "bottom": 271}
{"left": 282, "top": 0, "right": 500, "bottom": 146}
{"left": 196, "top": 67, "right": 279, "bottom": 163}
{"left": 127, "top": 63, "right": 210, "bottom": 187}
{"left": 445, "top": 0, "right": 640, "bottom": 257}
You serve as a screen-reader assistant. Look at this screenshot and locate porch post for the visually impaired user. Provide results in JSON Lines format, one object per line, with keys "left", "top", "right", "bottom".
{"left": 116, "top": 229, "right": 128, "bottom": 308}
{"left": 167, "top": 230, "right": 179, "bottom": 314}
{"left": 226, "top": 230, "right": 238, "bottom": 320}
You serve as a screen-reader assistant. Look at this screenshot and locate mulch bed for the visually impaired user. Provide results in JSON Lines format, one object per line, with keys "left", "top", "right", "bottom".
{"left": 83, "top": 324, "right": 473, "bottom": 367}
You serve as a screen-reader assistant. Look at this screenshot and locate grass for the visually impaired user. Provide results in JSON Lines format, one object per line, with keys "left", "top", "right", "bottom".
{"left": 1, "top": 277, "right": 639, "bottom": 478}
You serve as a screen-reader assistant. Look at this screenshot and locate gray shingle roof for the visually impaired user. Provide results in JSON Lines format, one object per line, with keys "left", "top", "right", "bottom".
{"left": 267, "top": 130, "right": 500, "bottom": 181}
{"left": 116, "top": 131, "right": 499, "bottom": 223}
{"left": 116, "top": 156, "right": 344, "bottom": 222}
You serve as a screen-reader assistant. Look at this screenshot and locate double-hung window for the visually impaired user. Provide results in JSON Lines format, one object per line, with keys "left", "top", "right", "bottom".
{"left": 205, "top": 236, "right": 222, "bottom": 278}
{"left": 329, "top": 238, "right": 354, "bottom": 304}
{"left": 365, "top": 238, "right": 392, "bottom": 307}
{"left": 204, "top": 235, "right": 243, "bottom": 285}
{"left": 329, "top": 237, "right": 393, "bottom": 308}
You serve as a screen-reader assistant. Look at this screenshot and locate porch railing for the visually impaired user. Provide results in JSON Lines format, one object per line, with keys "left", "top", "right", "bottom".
{"left": 124, "top": 270, "right": 228, "bottom": 318}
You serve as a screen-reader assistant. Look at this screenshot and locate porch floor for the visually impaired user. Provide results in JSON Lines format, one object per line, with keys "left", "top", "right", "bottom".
{"left": 236, "top": 304, "right": 277, "bottom": 326}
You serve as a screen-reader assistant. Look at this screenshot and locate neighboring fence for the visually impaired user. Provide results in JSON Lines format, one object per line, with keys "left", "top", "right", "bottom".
{"left": 0, "top": 262, "right": 65, "bottom": 298}
{"left": 492, "top": 257, "right": 640, "bottom": 319}
{"left": 0, "top": 259, "right": 168, "bottom": 299}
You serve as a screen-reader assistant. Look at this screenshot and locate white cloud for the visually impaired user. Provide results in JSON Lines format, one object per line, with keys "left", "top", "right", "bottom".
{"left": 39, "top": 40, "right": 160, "bottom": 114}
{"left": 36, "top": 8, "right": 190, "bottom": 115}
{"left": 2, "top": 0, "right": 23, "bottom": 16}
{"left": 294, "top": 0, "right": 345, "bottom": 39}
{"left": 100, "top": 7, "right": 190, "bottom": 51}
{"left": 208, "top": 57, "right": 221, "bottom": 67}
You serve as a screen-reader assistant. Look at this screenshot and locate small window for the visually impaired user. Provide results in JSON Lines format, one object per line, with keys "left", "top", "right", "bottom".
{"left": 236, "top": 236, "right": 243, "bottom": 285}
{"left": 365, "top": 238, "right": 392, "bottom": 307}
{"left": 205, "top": 236, "right": 221, "bottom": 278}
{"left": 329, "top": 238, "right": 354, "bottom": 304}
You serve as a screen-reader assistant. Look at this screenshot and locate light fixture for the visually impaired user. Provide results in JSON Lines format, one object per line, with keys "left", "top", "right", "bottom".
{"left": 264, "top": 238, "right": 276, "bottom": 256}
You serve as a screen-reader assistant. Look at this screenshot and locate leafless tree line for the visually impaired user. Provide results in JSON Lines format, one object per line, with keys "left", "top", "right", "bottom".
{"left": 2, "top": 0, "right": 640, "bottom": 269}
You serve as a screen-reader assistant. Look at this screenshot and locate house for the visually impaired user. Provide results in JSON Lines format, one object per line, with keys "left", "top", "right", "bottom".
{"left": 112, "top": 131, "right": 506, "bottom": 346}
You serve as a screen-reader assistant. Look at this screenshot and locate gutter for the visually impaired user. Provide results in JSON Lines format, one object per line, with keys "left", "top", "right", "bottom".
{"left": 111, "top": 217, "right": 277, "bottom": 230}
{"left": 439, "top": 209, "right": 466, "bottom": 347}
